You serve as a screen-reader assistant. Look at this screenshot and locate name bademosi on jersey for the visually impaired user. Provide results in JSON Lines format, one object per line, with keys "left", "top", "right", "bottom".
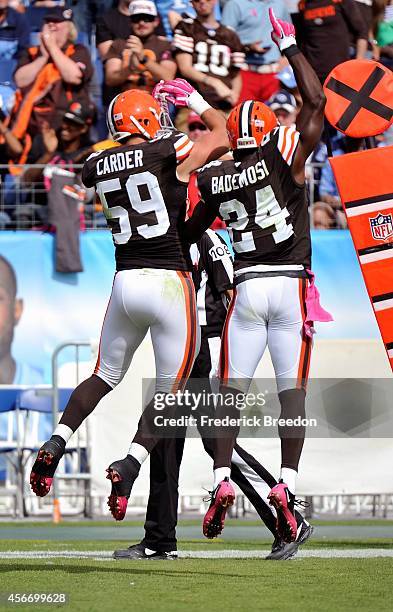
{"left": 196, "top": 125, "right": 311, "bottom": 280}
{"left": 82, "top": 129, "right": 193, "bottom": 272}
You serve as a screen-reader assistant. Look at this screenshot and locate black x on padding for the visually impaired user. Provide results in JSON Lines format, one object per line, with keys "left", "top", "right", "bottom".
{"left": 326, "top": 66, "right": 393, "bottom": 131}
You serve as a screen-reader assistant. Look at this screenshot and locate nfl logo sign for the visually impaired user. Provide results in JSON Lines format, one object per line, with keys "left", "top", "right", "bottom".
{"left": 369, "top": 212, "right": 393, "bottom": 241}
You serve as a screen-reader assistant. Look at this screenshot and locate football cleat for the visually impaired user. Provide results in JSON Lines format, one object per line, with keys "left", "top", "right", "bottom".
{"left": 203, "top": 477, "right": 235, "bottom": 539}
{"left": 106, "top": 455, "right": 141, "bottom": 521}
{"left": 267, "top": 481, "right": 297, "bottom": 543}
{"left": 113, "top": 542, "right": 178, "bottom": 560}
{"left": 265, "top": 521, "right": 314, "bottom": 560}
{"left": 30, "top": 437, "right": 65, "bottom": 497}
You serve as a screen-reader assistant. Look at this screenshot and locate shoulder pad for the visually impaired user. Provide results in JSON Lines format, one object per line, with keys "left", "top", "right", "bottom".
{"left": 86, "top": 150, "right": 104, "bottom": 162}
{"left": 198, "top": 159, "right": 223, "bottom": 173}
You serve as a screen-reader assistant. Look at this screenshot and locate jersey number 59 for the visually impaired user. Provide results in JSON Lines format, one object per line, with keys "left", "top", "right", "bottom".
{"left": 96, "top": 171, "right": 170, "bottom": 244}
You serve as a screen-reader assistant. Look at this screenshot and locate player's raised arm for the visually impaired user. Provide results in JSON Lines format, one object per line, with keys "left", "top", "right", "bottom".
{"left": 153, "top": 78, "right": 229, "bottom": 181}
{"left": 269, "top": 9, "right": 326, "bottom": 184}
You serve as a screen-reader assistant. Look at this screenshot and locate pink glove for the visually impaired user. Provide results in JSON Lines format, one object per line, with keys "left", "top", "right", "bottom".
{"left": 269, "top": 8, "right": 296, "bottom": 52}
{"left": 152, "top": 80, "right": 166, "bottom": 101}
{"left": 153, "top": 78, "right": 211, "bottom": 115}
{"left": 153, "top": 78, "right": 195, "bottom": 107}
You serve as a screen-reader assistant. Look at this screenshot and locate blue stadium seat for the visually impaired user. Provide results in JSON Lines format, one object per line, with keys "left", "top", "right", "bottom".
{"left": 0, "top": 60, "right": 17, "bottom": 85}
{"left": 18, "top": 388, "right": 73, "bottom": 414}
{"left": 77, "top": 31, "right": 90, "bottom": 48}
{"left": 29, "top": 31, "right": 40, "bottom": 47}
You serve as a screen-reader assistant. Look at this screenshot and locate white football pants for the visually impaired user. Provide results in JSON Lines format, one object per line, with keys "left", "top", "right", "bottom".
{"left": 94, "top": 269, "right": 200, "bottom": 391}
{"left": 220, "top": 276, "right": 312, "bottom": 393}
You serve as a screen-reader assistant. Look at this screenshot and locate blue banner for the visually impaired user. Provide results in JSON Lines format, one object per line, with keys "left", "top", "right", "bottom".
{"left": 0, "top": 230, "right": 379, "bottom": 385}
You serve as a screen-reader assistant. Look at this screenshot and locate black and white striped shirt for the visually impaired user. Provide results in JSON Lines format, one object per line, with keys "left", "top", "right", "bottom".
{"left": 190, "top": 230, "right": 233, "bottom": 337}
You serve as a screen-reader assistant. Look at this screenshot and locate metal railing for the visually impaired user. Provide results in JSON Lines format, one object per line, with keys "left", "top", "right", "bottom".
{"left": 50, "top": 341, "right": 93, "bottom": 519}
{"left": 0, "top": 162, "right": 336, "bottom": 231}
{"left": 0, "top": 164, "right": 107, "bottom": 231}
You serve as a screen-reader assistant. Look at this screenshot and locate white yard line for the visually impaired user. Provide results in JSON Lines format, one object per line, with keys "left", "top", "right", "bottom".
{"left": 1, "top": 549, "right": 393, "bottom": 560}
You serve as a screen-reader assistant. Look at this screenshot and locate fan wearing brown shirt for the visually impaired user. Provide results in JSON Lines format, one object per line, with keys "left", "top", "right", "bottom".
{"left": 172, "top": 0, "right": 245, "bottom": 111}
{"left": 294, "top": 0, "right": 368, "bottom": 84}
{"left": 104, "top": 0, "right": 176, "bottom": 95}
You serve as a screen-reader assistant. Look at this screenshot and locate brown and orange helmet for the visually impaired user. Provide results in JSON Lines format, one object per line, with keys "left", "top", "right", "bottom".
{"left": 226, "top": 100, "right": 278, "bottom": 150}
{"left": 106, "top": 89, "right": 161, "bottom": 141}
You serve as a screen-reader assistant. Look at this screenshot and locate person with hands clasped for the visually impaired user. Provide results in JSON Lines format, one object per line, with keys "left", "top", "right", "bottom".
{"left": 105, "top": 0, "right": 176, "bottom": 95}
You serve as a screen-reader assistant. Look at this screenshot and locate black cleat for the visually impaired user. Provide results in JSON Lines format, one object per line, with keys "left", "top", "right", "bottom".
{"left": 113, "top": 542, "right": 178, "bottom": 560}
{"left": 30, "top": 437, "right": 65, "bottom": 497}
{"left": 265, "top": 521, "right": 314, "bottom": 560}
{"left": 106, "top": 455, "right": 141, "bottom": 521}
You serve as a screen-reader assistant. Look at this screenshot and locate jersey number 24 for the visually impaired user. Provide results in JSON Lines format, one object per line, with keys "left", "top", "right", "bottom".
{"left": 219, "top": 185, "right": 294, "bottom": 253}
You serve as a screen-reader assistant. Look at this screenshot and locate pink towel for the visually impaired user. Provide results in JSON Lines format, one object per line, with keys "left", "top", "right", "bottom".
{"left": 304, "top": 270, "right": 333, "bottom": 337}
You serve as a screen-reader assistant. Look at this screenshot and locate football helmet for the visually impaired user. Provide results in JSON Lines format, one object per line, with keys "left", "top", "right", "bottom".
{"left": 226, "top": 100, "right": 278, "bottom": 150}
{"left": 106, "top": 89, "right": 161, "bottom": 141}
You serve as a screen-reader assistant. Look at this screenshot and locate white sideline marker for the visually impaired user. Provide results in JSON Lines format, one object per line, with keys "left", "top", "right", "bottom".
{"left": 1, "top": 549, "right": 393, "bottom": 560}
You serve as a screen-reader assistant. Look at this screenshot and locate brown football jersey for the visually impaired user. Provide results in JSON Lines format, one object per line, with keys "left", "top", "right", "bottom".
{"left": 193, "top": 125, "right": 311, "bottom": 273}
{"left": 173, "top": 17, "right": 245, "bottom": 109}
{"left": 82, "top": 130, "right": 194, "bottom": 272}
{"left": 106, "top": 34, "right": 174, "bottom": 93}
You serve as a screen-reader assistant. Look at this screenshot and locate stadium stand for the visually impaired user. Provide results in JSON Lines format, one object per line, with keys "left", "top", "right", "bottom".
{"left": 0, "top": 1, "right": 389, "bottom": 229}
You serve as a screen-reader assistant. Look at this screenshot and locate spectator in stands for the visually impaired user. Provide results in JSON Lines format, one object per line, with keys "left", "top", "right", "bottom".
{"left": 355, "top": 0, "right": 374, "bottom": 43}
{"left": 104, "top": 0, "right": 176, "bottom": 95}
{"left": 221, "top": 0, "right": 290, "bottom": 103}
{"left": 66, "top": 0, "right": 114, "bottom": 40}
{"left": 312, "top": 201, "right": 337, "bottom": 229}
{"left": 96, "top": 0, "right": 166, "bottom": 60}
{"left": 187, "top": 110, "right": 208, "bottom": 142}
{"left": 372, "top": 0, "right": 393, "bottom": 69}
{"left": 267, "top": 89, "right": 297, "bottom": 127}
{"left": 172, "top": 0, "right": 244, "bottom": 120}
{"left": 21, "top": 101, "right": 96, "bottom": 272}
{"left": 97, "top": 0, "right": 165, "bottom": 108}
{"left": 22, "top": 100, "right": 95, "bottom": 185}
{"left": 0, "top": 86, "right": 22, "bottom": 163}
{"left": 0, "top": 0, "right": 30, "bottom": 61}
{"left": 0, "top": 254, "right": 44, "bottom": 384}
{"left": 294, "top": 0, "right": 368, "bottom": 84}
{"left": 12, "top": 7, "right": 93, "bottom": 143}
{"left": 97, "top": 0, "right": 134, "bottom": 60}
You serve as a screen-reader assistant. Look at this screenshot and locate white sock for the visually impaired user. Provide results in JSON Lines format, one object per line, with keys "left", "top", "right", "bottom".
{"left": 213, "top": 467, "right": 231, "bottom": 488}
{"left": 280, "top": 467, "right": 297, "bottom": 495}
{"left": 128, "top": 442, "right": 149, "bottom": 465}
{"left": 53, "top": 424, "right": 73, "bottom": 444}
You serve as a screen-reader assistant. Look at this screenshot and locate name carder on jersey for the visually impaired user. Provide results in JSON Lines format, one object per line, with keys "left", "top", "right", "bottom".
{"left": 196, "top": 126, "right": 311, "bottom": 275}
{"left": 82, "top": 130, "right": 194, "bottom": 272}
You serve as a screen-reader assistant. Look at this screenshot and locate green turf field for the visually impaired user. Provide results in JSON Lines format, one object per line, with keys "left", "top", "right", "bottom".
{"left": 0, "top": 521, "right": 392, "bottom": 612}
{"left": 1, "top": 557, "right": 392, "bottom": 612}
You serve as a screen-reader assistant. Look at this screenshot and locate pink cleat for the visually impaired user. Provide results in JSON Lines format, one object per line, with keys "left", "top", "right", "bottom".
{"left": 30, "top": 439, "right": 65, "bottom": 497}
{"left": 106, "top": 456, "right": 140, "bottom": 521}
{"left": 267, "top": 481, "right": 297, "bottom": 543}
{"left": 203, "top": 477, "right": 235, "bottom": 539}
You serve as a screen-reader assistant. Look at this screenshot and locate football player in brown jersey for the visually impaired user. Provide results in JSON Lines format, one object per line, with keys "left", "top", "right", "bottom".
{"left": 29, "top": 81, "right": 230, "bottom": 521}
{"left": 177, "top": 9, "right": 327, "bottom": 541}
